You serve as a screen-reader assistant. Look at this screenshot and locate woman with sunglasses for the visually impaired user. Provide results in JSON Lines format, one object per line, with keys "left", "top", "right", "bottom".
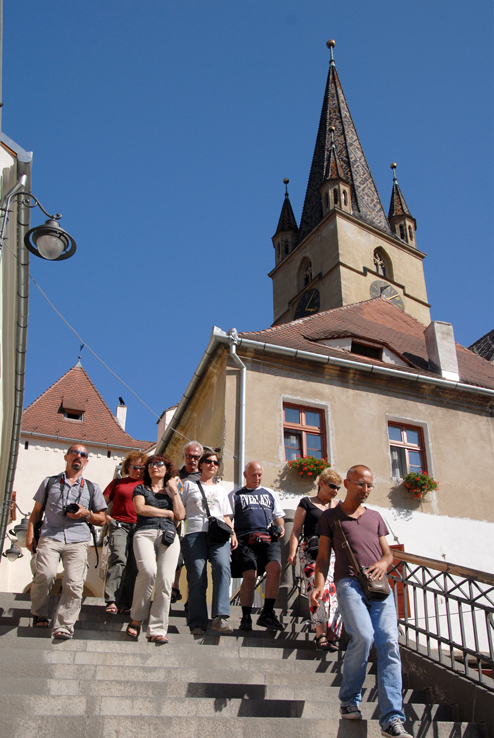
{"left": 126, "top": 455, "right": 185, "bottom": 643}
{"left": 288, "top": 467, "right": 343, "bottom": 650}
{"left": 103, "top": 450, "right": 149, "bottom": 614}
{"left": 181, "top": 451, "right": 236, "bottom": 635}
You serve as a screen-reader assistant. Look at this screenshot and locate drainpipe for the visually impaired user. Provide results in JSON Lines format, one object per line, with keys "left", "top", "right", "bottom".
{"left": 228, "top": 328, "right": 246, "bottom": 488}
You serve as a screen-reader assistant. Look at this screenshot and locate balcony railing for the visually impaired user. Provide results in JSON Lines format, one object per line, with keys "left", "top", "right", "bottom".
{"left": 389, "top": 550, "right": 494, "bottom": 690}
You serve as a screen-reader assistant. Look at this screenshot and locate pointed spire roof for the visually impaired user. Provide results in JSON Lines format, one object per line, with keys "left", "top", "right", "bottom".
{"left": 298, "top": 40, "right": 391, "bottom": 242}
{"left": 324, "top": 127, "right": 347, "bottom": 181}
{"left": 22, "top": 364, "right": 152, "bottom": 449}
{"left": 388, "top": 163, "right": 414, "bottom": 218}
{"left": 274, "top": 178, "right": 298, "bottom": 236}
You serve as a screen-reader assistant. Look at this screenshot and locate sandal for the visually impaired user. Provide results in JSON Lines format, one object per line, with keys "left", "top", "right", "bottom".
{"left": 170, "top": 588, "right": 182, "bottom": 604}
{"left": 105, "top": 603, "right": 118, "bottom": 614}
{"left": 118, "top": 607, "right": 131, "bottom": 614}
{"left": 52, "top": 629, "right": 72, "bottom": 640}
{"left": 147, "top": 635, "right": 168, "bottom": 644}
{"left": 126, "top": 621, "right": 141, "bottom": 639}
{"left": 315, "top": 634, "right": 337, "bottom": 651}
{"left": 32, "top": 615, "right": 49, "bottom": 628}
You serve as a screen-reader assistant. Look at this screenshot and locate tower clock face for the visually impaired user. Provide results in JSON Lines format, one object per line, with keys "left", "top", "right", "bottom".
{"left": 294, "top": 288, "right": 320, "bottom": 319}
{"left": 370, "top": 280, "right": 405, "bottom": 311}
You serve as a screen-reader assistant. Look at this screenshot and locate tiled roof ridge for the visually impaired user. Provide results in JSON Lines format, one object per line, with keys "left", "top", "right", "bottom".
{"left": 23, "top": 364, "right": 81, "bottom": 413}
{"left": 241, "top": 297, "right": 423, "bottom": 338}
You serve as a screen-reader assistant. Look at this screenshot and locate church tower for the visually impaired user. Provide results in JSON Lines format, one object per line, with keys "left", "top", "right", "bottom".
{"left": 269, "top": 41, "right": 430, "bottom": 326}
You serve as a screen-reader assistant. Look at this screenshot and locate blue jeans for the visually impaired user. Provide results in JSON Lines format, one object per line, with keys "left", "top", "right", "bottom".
{"left": 181, "top": 532, "right": 231, "bottom": 631}
{"left": 336, "top": 577, "right": 405, "bottom": 728}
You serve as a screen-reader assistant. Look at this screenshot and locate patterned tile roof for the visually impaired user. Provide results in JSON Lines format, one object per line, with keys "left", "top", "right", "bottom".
{"left": 22, "top": 364, "right": 152, "bottom": 449}
{"left": 469, "top": 329, "right": 494, "bottom": 363}
{"left": 239, "top": 299, "right": 494, "bottom": 390}
{"left": 274, "top": 194, "right": 298, "bottom": 236}
{"left": 324, "top": 139, "right": 347, "bottom": 182}
{"left": 298, "top": 58, "right": 391, "bottom": 243}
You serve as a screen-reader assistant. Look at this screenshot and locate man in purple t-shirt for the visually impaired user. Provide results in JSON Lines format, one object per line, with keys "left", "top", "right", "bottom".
{"left": 312, "top": 465, "right": 411, "bottom": 738}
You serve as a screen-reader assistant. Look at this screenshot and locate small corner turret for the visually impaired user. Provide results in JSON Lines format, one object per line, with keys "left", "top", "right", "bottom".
{"left": 272, "top": 178, "right": 299, "bottom": 265}
{"left": 320, "top": 126, "right": 352, "bottom": 217}
{"left": 388, "top": 163, "right": 417, "bottom": 247}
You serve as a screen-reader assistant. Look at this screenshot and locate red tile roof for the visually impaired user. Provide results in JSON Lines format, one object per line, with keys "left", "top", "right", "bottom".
{"left": 22, "top": 364, "right": 152, "bottom": 449}
{"left": 240, "top": 299, "right": 494, "bottom": 390}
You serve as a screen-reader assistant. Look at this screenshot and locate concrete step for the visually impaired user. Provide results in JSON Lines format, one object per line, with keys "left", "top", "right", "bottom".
{"left": 0, "top": 693, "right": 459, "bottom": 721}
{"left": 0, "top": 715, "right": 484, "bottom": 738}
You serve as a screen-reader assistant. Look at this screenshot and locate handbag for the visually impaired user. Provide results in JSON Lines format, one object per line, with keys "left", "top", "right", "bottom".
{"left": 305, "top": 535, "right": 319, "bottom": 560}
{"left": 337, "top": 520, "right": 390, "bottom": 600}
{"left": 197, "top": 482, "right": 232, "bottom": 544}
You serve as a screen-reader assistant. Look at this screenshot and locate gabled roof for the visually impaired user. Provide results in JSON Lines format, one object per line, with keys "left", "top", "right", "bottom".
{"left": 22, "top": 364, "right": 152, "bottom": 449}
{"left": 469, "top": 330, "right": 494, "bottom": 363}
{"left": 240, "top": 299, "right": 494, "bottom": 390}
{"left": 298, "top": 54, "right": 391, "bottom": 242}
{"left": 274, "top": 193, "right": 298, "bottom": 236}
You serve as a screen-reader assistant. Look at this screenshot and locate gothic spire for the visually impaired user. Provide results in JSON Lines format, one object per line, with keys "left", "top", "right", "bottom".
{"left": 388, "top": 163, "right": 417, "bottom": 246}
{"left": 388, "top": 163, "right": 413, "bottom": 218}
{"left": 298, "top": 40, "right": 391, "bottom": 242}
{"left": 274, "top": 178, "right": 298, "bottom": 236}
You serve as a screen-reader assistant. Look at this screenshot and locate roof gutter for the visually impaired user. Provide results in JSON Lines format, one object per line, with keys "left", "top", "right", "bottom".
{"left": 20, "top": 431, "right": 149, "bottom": 452}
{"left": 157, "top": 325, "right": 494, "bottom": 456}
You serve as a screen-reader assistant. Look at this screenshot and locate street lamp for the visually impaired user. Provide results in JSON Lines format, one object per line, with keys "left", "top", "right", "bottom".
{"left": 2, "top": 537, "right": 23, "bottom": 562}
{"left": 2, "top": 500, "right": 29, "bottom": 547}
{"left": 0, "top": 174, "right": 77, "bottom": 261}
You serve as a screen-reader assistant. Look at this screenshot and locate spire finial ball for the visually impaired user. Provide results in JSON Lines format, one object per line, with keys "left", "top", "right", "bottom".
{"left": 327, "top": 40, "right": 335, "bottom": 49}
{"left": 283, "top": 178, "right": 289, "bottom": 184}
{"left": 329, "top": 126, "right": 335, "bottom": 133}
{"left": 390, "top": 163, "right": 397, "bottom": 169}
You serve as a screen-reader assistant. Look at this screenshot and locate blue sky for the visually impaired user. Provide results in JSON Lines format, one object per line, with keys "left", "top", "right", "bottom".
{"left": 3, "top": 1, "right": 493, "bottom": 443}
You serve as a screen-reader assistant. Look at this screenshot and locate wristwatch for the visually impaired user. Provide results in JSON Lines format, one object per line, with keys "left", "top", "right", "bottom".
{"left": 85, "top": 512, "right": 91, "bottom": 520}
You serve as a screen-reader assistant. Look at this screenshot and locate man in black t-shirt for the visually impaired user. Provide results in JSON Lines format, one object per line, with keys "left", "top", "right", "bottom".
{"left": 312, "top": 465, "right": 411, "bottom": 738}
{"left": 229, "top": 461, "right": 285, "bottom": 632}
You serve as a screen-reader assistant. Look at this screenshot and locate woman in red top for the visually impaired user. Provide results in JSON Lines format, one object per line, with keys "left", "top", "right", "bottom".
{"left": 104, "top": 450, "right": 149, "bottom": 613}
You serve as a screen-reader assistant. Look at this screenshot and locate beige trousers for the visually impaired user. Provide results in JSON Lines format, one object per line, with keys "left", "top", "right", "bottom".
{"left": 31, "top": 536, "right": 90, "bottom": 635}
{"left": 131, "top": 528, "right": 180, "bottom": 637}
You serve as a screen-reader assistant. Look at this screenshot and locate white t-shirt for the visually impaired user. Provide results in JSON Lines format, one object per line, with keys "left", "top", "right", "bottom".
{"left": 181, "top": 480, "right": 233, "bottom": 535}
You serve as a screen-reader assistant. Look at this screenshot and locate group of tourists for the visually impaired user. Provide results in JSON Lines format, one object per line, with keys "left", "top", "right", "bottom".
{"left": 24, "top": 440, "right": 412, "bottom": 738}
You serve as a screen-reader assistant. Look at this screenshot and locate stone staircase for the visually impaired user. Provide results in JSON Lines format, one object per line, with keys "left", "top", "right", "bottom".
{"left": 0, "top": 591, "right": 485, "bottom": 738}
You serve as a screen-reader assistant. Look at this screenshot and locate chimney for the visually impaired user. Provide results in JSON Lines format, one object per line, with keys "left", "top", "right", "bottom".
{"left": 424, "top": 321, "right": 460, "bottom": 381}
{"left": 116, "top": 404, "right": 127, "bottom": 430}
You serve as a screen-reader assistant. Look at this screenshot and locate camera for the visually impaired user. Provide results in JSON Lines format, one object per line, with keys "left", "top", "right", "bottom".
{"left": 63, "top": 503, "right": 80, "bottom": 515}
{"left": 268, "top": 522, "right": 283, "bottom": 542}
{"left": 161, "top": 528, "right": 176, "bottom": 547}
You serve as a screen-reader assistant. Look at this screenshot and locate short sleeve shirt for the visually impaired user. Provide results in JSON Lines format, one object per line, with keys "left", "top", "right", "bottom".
{"left": 228, "top": 486, "right": 285, "bottom": 538}
{"left": 132, "top": 484, "right": 176, "bottom": 533}
{"left": 181, "top": 481, "right": 233, "bottom": 535}
{"left": 34, "top": 474, "right": 106, "bottom": 544}
{"left": 316, "top": 504, "right": 388, "bottom": 583}
{"left": 103, "top": 477, "right": 140, "bottom": 523}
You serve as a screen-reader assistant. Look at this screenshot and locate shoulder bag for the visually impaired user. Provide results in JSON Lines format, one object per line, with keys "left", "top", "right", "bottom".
{"left": 197, "top": 482, "right": 233, "bottom": 544}
{"left": 337, "top": 519, "right": 390, "bottom": 600}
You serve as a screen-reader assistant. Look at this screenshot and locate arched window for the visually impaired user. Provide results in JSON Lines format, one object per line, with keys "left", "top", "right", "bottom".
{"left": 373, "top": 248, "right": 393, "bottom": 281}
{"left": 333, "top": 188, "right": 339, "bottom": 206}
{"left": 399, "top": 224, "right": 405, "bottom": 240}
{"left": 297, "top": 257, "right": 313, "bottom": 292}
{"left": 408, "top": 225, "right": 413, "bottom": 242}
{"left": 284, "top": 240, "right": 289, "bottom": 256}
{"left": 342, "top": 190, "right": 347, "bottom": 206}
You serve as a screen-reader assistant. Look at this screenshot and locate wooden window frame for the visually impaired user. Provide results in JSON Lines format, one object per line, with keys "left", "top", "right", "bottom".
{"left": 283, "top": 403, "right": 326, "bottom": 461}
{"left": 388, "top": 422, "right": 427, "bottom": 477}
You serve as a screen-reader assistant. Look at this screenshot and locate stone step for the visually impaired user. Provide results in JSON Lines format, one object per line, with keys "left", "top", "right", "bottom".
{"left": 0, "top": 715, "right": 483, "bottom": 738}
{"left": 0, "top": 693, "right": 459, "bottom": 721}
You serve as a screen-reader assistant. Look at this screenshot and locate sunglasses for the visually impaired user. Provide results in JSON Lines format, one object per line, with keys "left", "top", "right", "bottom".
{"left": 204, "top": 459, "right": 220, "bottom": 466}
{"left": 185, "top": 454, "right": 201, "bottom": 460}
{"left": 327, "top": 483, "right": 340, "bottom": 491}
{"left": 148, "top": 461, "right": 165, "bottom": 468}
{"left": 130, "top": 465, "right": 145, "bottom": 470}
{"left": 68, "top": 450, "right": 88, "bottom": 459}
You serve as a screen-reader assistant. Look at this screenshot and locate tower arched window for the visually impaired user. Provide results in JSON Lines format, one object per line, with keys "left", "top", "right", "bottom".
{"left": 342, "top": 190, "right": 347, "bottom": 206}
{"left": 373, "top": 248, "right": 393, "bottom": 281}
{"left": 408, "top": 225, "right": 413, "bottom": 242}
{"left": 297, "top": 257, "right": 313, "bottom": 292}
{"left": 333, "top": 188, "right": 339, "bottom": 206}
{"left": 284, "top": 240, "right": 289, "bottom": 256}
{"left": 399, "top": 224, "right": 405, "bottom": 240}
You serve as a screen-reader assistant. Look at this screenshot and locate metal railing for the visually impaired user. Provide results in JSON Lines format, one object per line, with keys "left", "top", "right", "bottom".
{"left": 389, "top": 551, "right": 494, "bottom": 690}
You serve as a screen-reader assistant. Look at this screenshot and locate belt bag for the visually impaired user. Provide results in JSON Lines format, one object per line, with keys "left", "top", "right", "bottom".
{"left": 305, "top": 535, "right": 319, "bottom": 560}
{"left": 337, "top": 520, "right": 390, "bottom": 601}
{"left": 246, "top": 531, "right": 271, "bottom": 545}
{"left": 197, "top": 482, "right": 232, "bottom": 544}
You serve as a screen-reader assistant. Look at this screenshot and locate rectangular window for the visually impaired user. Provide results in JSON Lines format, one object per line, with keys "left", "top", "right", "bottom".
{"left": 283, "top": 404, "right": 326, "bottom": 461}
{"left": 388, "top": 422, "right": 427, "bottom": 479}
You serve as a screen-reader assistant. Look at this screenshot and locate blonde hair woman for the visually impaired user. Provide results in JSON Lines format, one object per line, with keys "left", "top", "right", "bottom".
{"left": 288, "top": 468, "right": 343, "bottom": 650}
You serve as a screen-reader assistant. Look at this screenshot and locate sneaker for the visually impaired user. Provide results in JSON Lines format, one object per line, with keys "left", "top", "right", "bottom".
{"left": 239, "top": 614, "right": 252, "bottom": 631}
{"left": 256, "top": 611, "right": 284, "bottom": 631}
{"left": 210, "top": 616, "right": 233, "bottom": 633}
{"left": 340, "top": 704, "right": 362, "bottom": 720}
{"left": 190, "top": 627, "right": 205, "bottom": 636}
{"left": 381, "top": 719, "right": 413, "bottom": 738}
